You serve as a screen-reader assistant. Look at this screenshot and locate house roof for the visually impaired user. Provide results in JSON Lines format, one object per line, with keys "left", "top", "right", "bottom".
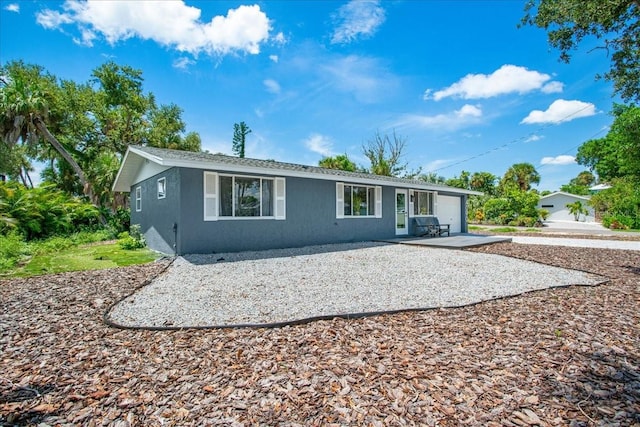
{"left": 539, "top": 191, "right": 591, "bottom": 201}
{"left": 588, "top": 183, "right": 611, "bottom": 191}
{"left": 113, "top": 145, "right": 482, "bottom": 195}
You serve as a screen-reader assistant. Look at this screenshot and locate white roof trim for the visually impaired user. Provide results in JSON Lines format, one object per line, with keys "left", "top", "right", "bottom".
{"left": 113, "top": 146, "right": 482, "bottom": 195}
{"left": 540, "top": 191, "right": 591, "bottom": 201}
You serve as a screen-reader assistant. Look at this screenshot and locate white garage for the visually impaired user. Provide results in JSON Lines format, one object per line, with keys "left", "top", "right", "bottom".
{"left": 538, "top": 192, "right": 595, "bottom": 222}
{"left": 437, "top": 194, "right": 462, "bottom": 233}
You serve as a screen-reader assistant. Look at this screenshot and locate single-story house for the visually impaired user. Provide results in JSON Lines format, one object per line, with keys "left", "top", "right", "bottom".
{"left": 113, "top": 145, "right": 481, "bottom": 254}
{"left": 538, "top": 191, "right": 595, "bottom": 222}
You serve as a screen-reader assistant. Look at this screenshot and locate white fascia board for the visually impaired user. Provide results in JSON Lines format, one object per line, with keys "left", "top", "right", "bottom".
{"left": 541, "top": 191, "right": 590, "bottom": 201}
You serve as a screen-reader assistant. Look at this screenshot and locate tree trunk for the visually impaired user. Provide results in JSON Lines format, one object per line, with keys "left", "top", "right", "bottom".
{"left": 33, "top": 117, "right": 108, "bottom": 225}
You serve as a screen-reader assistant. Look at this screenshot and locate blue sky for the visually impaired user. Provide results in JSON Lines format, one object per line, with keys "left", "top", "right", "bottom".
{"left": 1, "top": 0, "right": 618, "bottom": 191}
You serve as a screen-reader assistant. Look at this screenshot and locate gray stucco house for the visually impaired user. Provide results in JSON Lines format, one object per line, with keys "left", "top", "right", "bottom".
{"left": 113, "top": 146, "right": 480, "bottom": 254}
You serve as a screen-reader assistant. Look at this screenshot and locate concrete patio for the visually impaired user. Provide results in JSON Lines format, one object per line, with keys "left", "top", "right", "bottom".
{"left": 379, "top": 233, "right": 512, "bottom": 249}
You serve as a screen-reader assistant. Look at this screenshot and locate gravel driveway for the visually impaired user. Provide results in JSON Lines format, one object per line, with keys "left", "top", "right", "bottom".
{"left": 107, "top": 242, "right": 605, "bottom": 328}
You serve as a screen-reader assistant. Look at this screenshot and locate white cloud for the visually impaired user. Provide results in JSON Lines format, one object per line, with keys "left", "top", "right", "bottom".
{"left": 524, "top": 134, "right": 542, "bottom": 143}
{"left": 263, "top": 79, "right": 281, "bottom": 94}
{"left": 272, "top": 31, "right": 287, "bottom": 45}
{"left": 4, "top": 3, "right": 19, "bottom": 13}
{"left": 269, "top": 54, "right": 279, "bottom": 63}
{"left": 397, "top": 104, "right": 483, "bottom": 130}
{"left": 320, "top": 55, "right": 395, "bottom": 103}
{"left": 425, "top": 64, "right": 562, "bottom": 101}
{"left": 36, "top": 1, "right": 271, "bottom": 56}
{"left": 173, "top": 57, "right": 195, "bottom": 70}
{"left": 540, "top": 155, "right": 576, "bottom": 165}
{"left": 541, "top": 81, "right": 564, "bottom": 93}
{"left": 521, "top": 99, "right": 597, "bottom": 124}
{"left": 331, "top": 0, "right": 385, "bottom": 44}
{"left": 304, "top": 134, "right": 334, "bottom": 157}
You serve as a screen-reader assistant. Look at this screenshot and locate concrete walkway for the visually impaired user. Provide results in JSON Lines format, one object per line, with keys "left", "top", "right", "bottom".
{"left": 381, "top": 234, "right": 512, "bottom": 249}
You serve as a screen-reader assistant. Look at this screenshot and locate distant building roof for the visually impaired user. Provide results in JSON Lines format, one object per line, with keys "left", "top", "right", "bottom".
{"left": 589, "top": 183, "right": 612, "bottom": 191}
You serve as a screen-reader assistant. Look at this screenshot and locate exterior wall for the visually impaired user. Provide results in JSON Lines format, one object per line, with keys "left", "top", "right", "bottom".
{"left": 538, "top": 193, "right": 595, "bottom": 222}
{"left": 132, "top": 167, "right": 471, "bottom": 255}
{"left": 130, "top": 168, "right": 181, "bottom": 254}
{"left": 174, "top": 168, "right": 399, "bottom": 254}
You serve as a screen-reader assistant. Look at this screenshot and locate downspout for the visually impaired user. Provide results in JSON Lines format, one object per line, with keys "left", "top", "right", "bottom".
{"left": 172, "top": 222, "right": 178, "bottom": 256}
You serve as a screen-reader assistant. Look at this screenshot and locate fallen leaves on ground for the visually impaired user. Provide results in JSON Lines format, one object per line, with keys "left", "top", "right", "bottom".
{"left": 1, "top": 241, "right": 639, "bottom": 426}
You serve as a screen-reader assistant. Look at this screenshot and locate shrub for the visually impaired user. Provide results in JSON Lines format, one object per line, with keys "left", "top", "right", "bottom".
{"left": 538, "top": 209, "right": 549, "bottom": 220}
{"left": 118, "top": 224, "right": 146, "bottom": 250}
{"left": 0, "top": 232, "right": 30, "bottom": 271}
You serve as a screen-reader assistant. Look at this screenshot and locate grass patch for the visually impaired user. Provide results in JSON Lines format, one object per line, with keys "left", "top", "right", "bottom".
{"left": 525, "top": 228, "right": 542, "bottom": 232}
{"left": 490, "top": 227, "right": 519, "bottom": 233}
{"left": 468, "top": 225, "right": 486, "bottom": 230}
{"left": 4, "top": 242, "right": 159, "bottom": 278}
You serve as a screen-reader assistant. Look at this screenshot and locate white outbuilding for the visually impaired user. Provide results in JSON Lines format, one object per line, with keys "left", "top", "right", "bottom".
{"left": 538, "top": 192, "right": 595, "bottom": 222}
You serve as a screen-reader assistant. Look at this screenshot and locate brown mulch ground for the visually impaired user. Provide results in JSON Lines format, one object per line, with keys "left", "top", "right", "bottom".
{"left": 1, "top": 242, "right": 639, "bottom": 426}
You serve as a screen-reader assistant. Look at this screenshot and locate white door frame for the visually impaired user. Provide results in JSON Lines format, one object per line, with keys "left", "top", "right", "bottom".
{"left": 395, "top": 189, "right": 409, "bottom": 235}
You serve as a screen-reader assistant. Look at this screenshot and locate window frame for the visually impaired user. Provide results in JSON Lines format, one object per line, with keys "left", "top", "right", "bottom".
{"left": 336, "top": 182, "right": 382, "bottom": 219}
{"left": 135, "top": 186, "right": 142, "bottom": 212}
{"left": 157, "top": 177, "right": 166, "bottom": 199}
{"left": 412, "top": 190, "right": 436, "bottom": 217}
{"left": 203, "top": 171, "right": 286, "bottom": 221}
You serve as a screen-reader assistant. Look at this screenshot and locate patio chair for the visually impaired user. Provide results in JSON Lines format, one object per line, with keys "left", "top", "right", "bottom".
{"left": 414, "top": 216, "right": 450, "bottom": 237}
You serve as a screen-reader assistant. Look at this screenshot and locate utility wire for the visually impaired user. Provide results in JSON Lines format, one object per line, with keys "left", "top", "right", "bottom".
{"left": 429, "top": 100, "right": 607, "bottom": 174}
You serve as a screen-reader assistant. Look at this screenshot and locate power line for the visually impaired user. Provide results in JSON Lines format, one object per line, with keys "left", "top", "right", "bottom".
{"left": 429, "top": 100, "right": 608, "bottom": 173}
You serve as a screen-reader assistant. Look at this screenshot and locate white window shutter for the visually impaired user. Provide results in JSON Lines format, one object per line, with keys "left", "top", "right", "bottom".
{"left": 336, "top": 183, "right": 344, "bottom": 219}
{"left": 274, "top": 177, "right": 286, "bottom": 220}
{"left": 433, "top": 191, "right": 438, "bottom": 216}
{"left": 375, "top": 186, "right": 382, "bottom": 218}
{"left": 203, "top": 172, "right": 218, "bottom": 221}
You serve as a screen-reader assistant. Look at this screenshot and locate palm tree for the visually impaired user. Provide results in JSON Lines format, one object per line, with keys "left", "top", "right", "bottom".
{"left": 318, "top": 154, "right": 357, "bottom": 172}
{"left": 566, "top": 200, "right": 588, "bottom": 221}
{"left": 0, "top": 62, "right": 94, "bottom": 200}
{"left": 501, "top": 163, "right": 540, "bottom": 192}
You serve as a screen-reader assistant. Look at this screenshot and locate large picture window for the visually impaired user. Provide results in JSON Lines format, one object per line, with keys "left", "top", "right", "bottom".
{"left": 413, "top": 191, "right": 435, "bottom": 216}
{"left": 204, "top": 172, "right": 285, "bottom": 221}
{"left": 219, "top": 175, "right": 274, "bottom": 217}
{"left": 336, "top": 183, "right": 382, "bottom": 218}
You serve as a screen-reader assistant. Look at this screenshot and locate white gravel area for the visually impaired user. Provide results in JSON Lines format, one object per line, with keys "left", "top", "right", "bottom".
{"left": 107, "top": 242, "right": 605, "bottom": 328}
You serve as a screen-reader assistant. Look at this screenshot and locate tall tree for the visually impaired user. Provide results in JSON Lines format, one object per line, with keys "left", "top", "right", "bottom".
{"left": 318, "top": 154, "right": 357, "bottom": 172}
{"left": 0, "top": 61, "right": 94, "bottom": 200}
{"left": 560, "top": 171, "right": 596, "bottom": 195}
{"left": 576, "top": 104, "right": 640, "bottom": 182}
{"left": 445, "top": 171, "right": 471, "bottom": 189}
{"left": 232, "top": 122, "right": 251, "bottom": 158}
{"left": 362, "top": 130, "right": 408, "bottom": 177}
{"left": 522, "top": 0, "right": 640, "bottom": 103}
{"left": 500, "top": 163, "right": 541, "bottom": 192}
{"left": 470, "top": 171, "right": 498, "bottom": 195}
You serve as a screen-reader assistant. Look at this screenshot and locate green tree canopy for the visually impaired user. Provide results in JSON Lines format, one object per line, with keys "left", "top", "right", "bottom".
{"left": 232, "top": 122, "right": 251, "bottom": 158}
{"left": 318, "top": 154, "right": 357, "bottom": 172}
{"left": 499, "top": 163, "right": 541, "bottom": 193}
{"left": 522, "top": 0, "right": 640, "bottom": 103}
{"left": 560, "top": 171, "right": 596, "bottom": 195}
{"left": 576, "top": 104, "right": 640, "bottom": 182}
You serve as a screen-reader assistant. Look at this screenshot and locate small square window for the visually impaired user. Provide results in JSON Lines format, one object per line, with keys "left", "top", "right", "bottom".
{"left": 157, "top": 177, "right": 166, "bottom": 199}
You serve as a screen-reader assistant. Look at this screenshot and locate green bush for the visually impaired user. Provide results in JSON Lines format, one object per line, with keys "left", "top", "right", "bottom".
{"left": 0, "top": 232, "right": 31, "bottom": 271}
{"left": 118, "top": 224, "right": 146, "bottom": 250}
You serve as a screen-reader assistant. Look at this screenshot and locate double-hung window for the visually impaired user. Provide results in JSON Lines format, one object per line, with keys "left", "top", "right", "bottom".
{"left": 204, "top": 172, "right": 286, "bottom": 220}
{"left": 412, "top": 191, "right": 435, "bottom": 216}
{"left": 336, "top": 183, "right": 382, "bottom": 218}
{"left": 135, "top": 186, "right": 142, "bottom": 212}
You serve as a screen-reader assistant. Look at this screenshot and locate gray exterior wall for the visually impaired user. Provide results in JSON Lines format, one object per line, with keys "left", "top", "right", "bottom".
{"left": 130, "top": 168, "right": 181, "bottom": 255}
{"left": 177, "top": 168, "right": 398, "bottom": 254}
{"left": 132, "top": 167, "right": 467, "bottom": 255}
